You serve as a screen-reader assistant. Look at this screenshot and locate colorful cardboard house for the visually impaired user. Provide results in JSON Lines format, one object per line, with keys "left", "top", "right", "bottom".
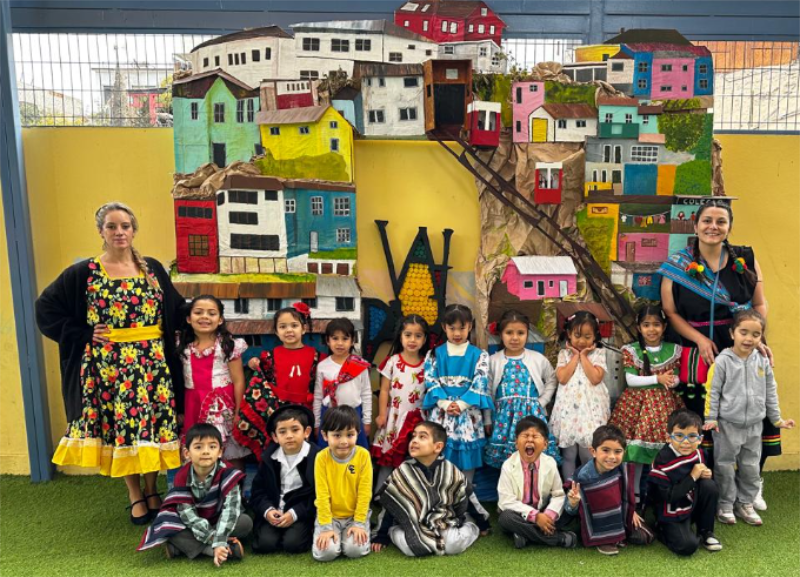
{"left": 256, "top": 105, "right": 355, "bottom": 183}
{"left": 533, "top": 162, "right": 563, "bottom": 204}
{"left": 331, "top": 86, "right": 363, "bottom": 132}
{"left": 423, "top": 59, "right": 473, "bottom": 135}
{"left": 502, "top": 256, "right": 578, "bottom": 300}
{"left": 528, "top": 103, "right": 597, "bottom": 143}
{"left": 511, "top": 81, "right": 545, "bottom": 143}
{"left": 259, "top": 79, "right": 319, "bottom": 111}
{"left": 172, "top": 70, "right": 261, "bottom": 173}
{"left": 611, "top": 262, "right": 662, "bottom": 301}
{"left": 394, "top": 0, "right": 506, "bottom": 47}
{"left": 173, "top": 193, "right": 219, "bottom": 274}
{"left": 467, "top": 100, "right": 501, "bottom": 147}
{"left": 352, "top": 62, "right": 426, "bottom": 137}
{"left": 437, "top": 39, "right": 506, "bottom": 73}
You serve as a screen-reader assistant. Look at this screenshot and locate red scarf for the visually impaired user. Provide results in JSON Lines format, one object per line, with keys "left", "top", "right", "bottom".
{"left": 322, "top": 355, "right": 371, "bottom": 407}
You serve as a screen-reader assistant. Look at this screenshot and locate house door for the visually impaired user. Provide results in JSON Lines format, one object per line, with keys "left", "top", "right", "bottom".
{"left": 559, "top": 280, "right": 568, "bottom": 297}
{"left": 212, "top": 143, "right": 226, "bottom": 168}
{"left": 310, "top": 231, "right": 319, "bottom": 253}
{"left": 626, "top": 242, "right": 636, "bottom": 262}
{"left": 531, "top": 118, "right": 547, "bottom": 142}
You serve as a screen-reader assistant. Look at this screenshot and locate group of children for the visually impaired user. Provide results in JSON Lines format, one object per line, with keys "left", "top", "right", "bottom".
{"left": 137, "top": 295, "right": 793, "bottom": 564}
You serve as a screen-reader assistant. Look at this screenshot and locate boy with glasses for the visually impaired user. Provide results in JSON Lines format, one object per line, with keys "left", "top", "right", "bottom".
{"left": 648, "top": 409, "right": 722, "bottom": 555}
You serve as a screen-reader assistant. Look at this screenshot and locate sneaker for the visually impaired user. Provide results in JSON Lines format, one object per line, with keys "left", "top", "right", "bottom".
{"left": 227, "top": 537, "right": 245, "bottom": 560}
{"left": 597, "top": 544, "right": 620, "bottom": 556}
{"left": 559, "top": 531, "right": 578, "bottom": 549}
{"left": 734, "top": 503, "right": 763, "bottom": 526}
{"left": 700, "top": 532, "right": 723, "bottom": 552}
{"left": 513, "top": 533, "right": 528, "bottom": 549}
{"left": 716, "top": 509, "right": 736, "bottom": 525}
{"left": 753, "top": 478, "right": 767, "bottom": 511}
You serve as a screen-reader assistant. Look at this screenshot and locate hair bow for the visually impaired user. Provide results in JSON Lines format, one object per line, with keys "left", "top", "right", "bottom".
{"left": 292, "top": 302, "right": 311, "bottom": 317}
{"left": 487, "top": 322, "right": 499, "bottom": 336}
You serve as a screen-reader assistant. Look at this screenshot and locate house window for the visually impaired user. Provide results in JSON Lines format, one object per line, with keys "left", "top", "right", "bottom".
{"left": 264, "top": 190, "right": 278, "bottom": 201}
{"left": 489, "top": 25, "right": 496, "bottom": 35}
{"left": 311, "top": 196, "right": 323, "bottom": 216}
{"left": 408, "top": 44, "right": 415, "bottom": 50}
{"left": 217, "top": 192, "right": 225, "bottom": 206}
{"left": 301, "top": 297, "right": 317, "bottom": 309}
{"left": 355, "top": 39, "right": 371, "bottom": 51}
{"left": 230, "top": 234, "right": 279, "bottom": 251}
{"left": 190, "top": 102, "right": 198, "bottom": 120}
{"left": 229, "top": 190, "right": 258, "bottom": 204}
{"left": 229, "top": 211, "right": 258, "bottom": 225}
{"left": 215, "top": 55, "right": 220, "bottom": 66}
{"left": 601, "top": 169, "right": 607, "bottom": 182}
{"left": 368, "top": 110, "right": 386, "bottom": 123}
{"left": 450, "top": 22, "right": 457, "bottom": 33}
{"left": 285, "top": 199, "right": 296, "bottom": 213}
{"left": 642, "top": 114, "right": 650, "bottom": 124}
{"left": 228, "top": 54, "right": 233, "bottom": 66}
{"left": 241, "top": 52, "right": 246, "bottom": 64}
{"left": 378, "top": 77, "right": 386, "bottom": 87}
{"left": 234, "top": 298, "right": 249, "bottom": 314}
{"left": 443, "top": 45, "right": 455, "bottom": 55}
{"left": 299, "top": 70, "right": 319, "bottom": 80}
{"left": 529, "top": 84, "right": 538, "bottom": 92}
{"left": 399, "top": 107, "right": 418, "bottom": 121}
{"left": 213, "top": 103, "right": 225, "bottom": 123}
{"left": 302, "top": 37, "right": 320, "bottom": 51}
{"left": 699, "top": 64, "right": 708, "bottom": 74}
{"left": 423, "top": 20, "right": 429, "bottom": 31}
{"left": 188, "top": 235, "right": 209, "bottom": 256}
{"left": 479, "top": 47, "right": 488, "bottom": 57}
{"left": 612, "top": 169, "right": 622, "bottom": 183}
{"left": 699, "top": 79, "right": 709, "bottom": 89}
{"left": 267, "top": 299, "right": 282, "bottom": 312}
{"left": 536, "top": 281, "right": 545, "bottom": 295}
{"left": 557, "top": 119, "right": 567, "bottom": 129}
{"left": 265, "top": 47, "right": 272, "bottom": 60}
{"left": 336, "top": 228, "right": 351, "bottom": 243}
{"left": 247, "top": 99, "right": 254, "bottom": 122}
{"left": 331, "top": 39, "right": 350, "bottom": 52}
{"left": 592, "top": 170, "right": 598, "bottom": 181}
{"left": 441, "top": 20, "right": 448, "bottom": 32}
{"left": 236, "top": 100, "right": 245, "bottom": 123}
{"left": 638, "top": 79, "right": 648, "bottom": 89}
{"left": 234, "top": 53, "right": 240, "bottom": 65}
{"left": 203, "top": 57, "right": 209, "bottom": 68}
{"left": 638, "top": 62, "right": 649, "bottom": 73}
{"left": 660, "top": 85, "right": 672, "bottom": 92}
{"left": 330, "top": 138, "right": 340, "bottom": 152}
{"left": 605, "top": 113, "right": 613, "bottom": 123}
{"left": 549, "top": 280, "right": 554, "bottom": 288}
{"left": 681, "top": 85, "right": 688, "bottom": 92}
{"left": 611, "top": 62, "right": 624, "bottom": 71}
{"left": 334, "top": 197, "right": 350, "bottom": 216}
{"left": 389, "top": 52, "right": 403, "bottom": 62}
{"left": 425, "top": 49, "right": 432, "bottom": 56}
{"left": 478, "top": 24, "right": 485, "bottom": 33}
{"left": 631, "top": 145, "right": 659, "bottom": 162}
{"left": 335, "top": 297, "right": 355, "bottom": 311}
{"left": 682, "top": 64, "right": 689, "bottom": 72}
{"left": 270, "top": 127, "right": 280, "bottom": 136}
{"left": 403, "top": 20, "right": 409, "bottom": 27}
{"left": 576, "top": 119, "right": 587, "bottom": 128}
{"left": 252, "top": 49, "right": 260, "bottom": 62}
{"left": 515, "top": 120, "right": 521, "bottom": 133}
{"left": 299, "top": 126, "right": 310, "bottom": 135}
{"left": 614, "top": 145, "right": 622, "bottom": 163}
{"left": 178, "top": 206, "right": 213, "bottom": 219}
{"left": 661, "top": 64, "right": 672, "bottom": 72}
{"left": 404, "top": 77, "right": 419, "bottom": 88}
{"left": 625, "top": 113, "right": 633, "bottom": 124}
{"left": 481, "top": 7, "right": 488, "bottom": 16}
{"left": 523, "top": 281, "right": 533, "bottom": 289}
{"left": 641, "top": 238, "right": 658, "bottom": 248}
{"left": 468, "top": 24, "right": 474, "bottom": 33}
{"left": 330, "top": 120, "right": 338, "bottom": 129}
{"left": 365, "top": 78, "right": 372, "bottom": 87}
{"left": 603, "top": 145, "right": 611, "bottom": 163}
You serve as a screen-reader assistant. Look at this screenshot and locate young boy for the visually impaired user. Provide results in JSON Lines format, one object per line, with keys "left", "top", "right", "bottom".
{"left": 138, "top": 424, "right": 252, "bottom": 566}
{"left": 648, "top": 408, "right": 722, "bottom": 556}
{"left": 563, "top": 424, "right": 654, "bottom": 556}
{"left": 497, "top": 416, "right": 577, "bottom": 549}
{"left": 312, "top": 405, "right": 373, "bottom": 562}
{"left": 250, "top": 405, "right": 319, "bottom": 555}
{"left": 375, "top": 421, "right": 481, "bottom": 557}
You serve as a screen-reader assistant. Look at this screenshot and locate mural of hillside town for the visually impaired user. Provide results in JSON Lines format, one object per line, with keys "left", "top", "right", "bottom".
{"left": 168, "top": 0, "right": 720, "bottom": 358}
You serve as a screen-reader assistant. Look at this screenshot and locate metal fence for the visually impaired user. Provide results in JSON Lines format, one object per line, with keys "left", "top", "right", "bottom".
{"left": 501, "top": 37, "right": 582, "bottom": 70}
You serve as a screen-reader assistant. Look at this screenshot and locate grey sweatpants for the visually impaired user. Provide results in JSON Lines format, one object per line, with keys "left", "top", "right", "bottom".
{"left": 312, "top": 516, "right": 371, "bottom": 562}
{"left": 168, "top": 514, "right": 253, "bottom": 559}
{"left": 713, "top": 419, "right": 762, "bottom": 510}
{"left": 389, "top": 522, "right": 479, "bottom": 557}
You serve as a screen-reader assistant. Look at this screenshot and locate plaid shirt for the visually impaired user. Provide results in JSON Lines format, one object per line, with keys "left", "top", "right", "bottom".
{"left": 177, "top": 463, "right": 243, "bottom": 549}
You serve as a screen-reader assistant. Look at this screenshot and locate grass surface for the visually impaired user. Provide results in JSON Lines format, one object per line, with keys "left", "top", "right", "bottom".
{"left": 1, "top": 472, "right": 798, "bottom": 577}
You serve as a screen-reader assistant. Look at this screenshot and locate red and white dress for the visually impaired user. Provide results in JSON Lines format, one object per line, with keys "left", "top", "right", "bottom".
{"left": 371, "top": 354, "right": 425, "bottom": 467}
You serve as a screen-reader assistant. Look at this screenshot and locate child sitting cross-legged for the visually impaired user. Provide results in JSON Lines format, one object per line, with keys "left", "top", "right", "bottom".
{"left": 250, "top": 405, "right": 319, "bottom": 555}
{"left": 138, "top": 424, "right": 252, "bottom": 566}
{"left": 312, "top": 405, "right": 373, "bottom": 562}
{"left": 563, "top": 425, "right": 654, "bottom": 556}
{"left": 374, "top": 421, "right": 482, "bottom": 557}
{"left": 648, "top": 408, "right": 722, "bottom": 556}
{"left": 497, "top": 416, "right": 577, "bottom": 550}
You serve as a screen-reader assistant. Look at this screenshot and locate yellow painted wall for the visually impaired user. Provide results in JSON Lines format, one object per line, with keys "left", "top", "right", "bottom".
{"left": 1, "top": 129, "right": 797, "bottom": 474}
{"left": 575, "top": 44, "right": 621, "bottom": 63}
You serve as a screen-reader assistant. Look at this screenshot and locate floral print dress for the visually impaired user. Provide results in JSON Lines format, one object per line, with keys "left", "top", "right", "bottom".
{"left": 51, "top": 258, "right": 180, "bottom": 477}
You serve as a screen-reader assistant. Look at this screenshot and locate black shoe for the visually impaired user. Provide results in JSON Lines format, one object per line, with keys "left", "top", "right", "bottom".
{"left": 560, "top": 531, "right": 578, "bottom": 549}
{"left": 127, "top": 498, "right": 151, "bottom": 526}
{"left": 144, "top": 492, "right": 162, "bottom": 517}
{"left": 164, "top": 542, "right": 180, "bottom": 559}
{"left": 513, "top": 533, "right": 528, "bottom": 549}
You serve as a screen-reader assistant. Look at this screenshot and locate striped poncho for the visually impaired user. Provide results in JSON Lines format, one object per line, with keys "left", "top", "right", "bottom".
{"left": 379, "top": 457, "right": 468, "bottom": 557}
{"left": 573, "top": 462, "right": 636, "bottom": 547}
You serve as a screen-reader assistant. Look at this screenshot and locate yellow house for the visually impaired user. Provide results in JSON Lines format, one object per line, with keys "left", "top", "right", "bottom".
{"left": 256, "top": 106, "right": 355, "bottom": 183}
{"left": 585, "top": 202, "right": 619, "bottom": 261}
{"left": 575, "top": 44, "right": 621, "bottom": 63}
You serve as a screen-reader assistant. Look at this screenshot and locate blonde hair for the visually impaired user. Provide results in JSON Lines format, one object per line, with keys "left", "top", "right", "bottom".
{"left": 95, "top": 201, "right": 156, "bottom": 288}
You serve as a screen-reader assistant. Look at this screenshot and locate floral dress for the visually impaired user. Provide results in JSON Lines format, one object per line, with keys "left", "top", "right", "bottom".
{"left": 549, "top": 348, "right": 610, "bottom": 449}
{"left": 484, "top": 356, "right": 561, "bottom": 468}
{"left": 371, "top": 354, "right": 425, "bottom": 468}
{"left": 51, "top": 258, "right": 180, "bottom": 477}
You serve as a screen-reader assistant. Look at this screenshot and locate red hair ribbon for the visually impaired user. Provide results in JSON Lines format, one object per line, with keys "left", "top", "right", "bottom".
{"left": 292, "top": 302, "right": 311, "bottom": 317}
{"left": 487, "top": 322, "right": 499, "bottom": 336}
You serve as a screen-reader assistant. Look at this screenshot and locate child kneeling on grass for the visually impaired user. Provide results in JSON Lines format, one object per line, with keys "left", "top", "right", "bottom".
{"left": 374, "top": 421, "right": 481, "bottom": 557}
{"left": 138, "top": 423, "right": 251, "bottom": 566}
{"left": 312, "top": 405, "right": 373, "bottom": 562}
{"left": 563, "top": 424, "right": 654, "bottom": 556}
{"left": 497, "top": 416, "right": 577, "bottom": 549}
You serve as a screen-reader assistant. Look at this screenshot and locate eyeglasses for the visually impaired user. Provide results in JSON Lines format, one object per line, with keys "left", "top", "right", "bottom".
{"left": 670, "top": 433, "right": 702, "bottom": 444}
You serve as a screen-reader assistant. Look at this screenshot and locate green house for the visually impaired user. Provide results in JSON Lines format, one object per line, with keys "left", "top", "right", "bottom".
{"left": 172, "top": 69, "right": 261, "bottom": 174}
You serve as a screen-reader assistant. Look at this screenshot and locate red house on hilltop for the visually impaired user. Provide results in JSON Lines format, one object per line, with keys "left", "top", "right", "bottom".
{"left": 395, "top": 0, "right": 506, "bottom": 47}
{"left": 174, "top": 197, "right": 219, "bottom": 273}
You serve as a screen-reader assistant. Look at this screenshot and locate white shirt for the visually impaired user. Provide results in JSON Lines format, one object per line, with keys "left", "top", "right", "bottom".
{"left": 313, "top": 356, "right": 373, "bottom": 427}
{"left": 266, "top": 441, "right": 311, "bottom": 520}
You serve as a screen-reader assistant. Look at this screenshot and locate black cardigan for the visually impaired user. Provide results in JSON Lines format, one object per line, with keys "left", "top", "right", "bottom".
{"left": 35, "top": 257, "right": 186, "bottom": 423}
{"left": 249, "top": 441, "right": 319, "bottom": 528}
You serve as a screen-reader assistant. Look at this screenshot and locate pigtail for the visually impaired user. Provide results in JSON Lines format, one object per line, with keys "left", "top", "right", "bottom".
{"left": 637, "top": 331, "right": 652, "bottom": 375}
{"left": 130, "top": 246, "right": 157, "bottom": 289}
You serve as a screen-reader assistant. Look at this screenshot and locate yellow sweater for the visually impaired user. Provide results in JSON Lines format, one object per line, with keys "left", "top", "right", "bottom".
{"left": 314, "top": 446, "right": 373, "bottom": 525}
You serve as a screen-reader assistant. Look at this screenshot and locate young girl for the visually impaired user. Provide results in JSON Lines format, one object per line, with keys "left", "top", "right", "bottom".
{"left": 372, "top": 315, "right": 429, "bottom": 492}
{"left": 177, "top": 295, "right": 249, "bottom": 468}
{"left": 234, "top": 303, "right": 322, "bottom": 459}
{"left": 422, "top": 304, "right": 493, "bottom": 479}
{"left": 484, "top": 310, "right": 561, "bottom": 468}
{"left": 314, "top": 318, "right": 372, "bottom": 449}
{"left": 609, "top": 304, "right": 684, "bottom": 501}
{"left": 550, "top": 310, "right": 609, "bottom": 482}
{"left": 704, "top": 310, "right": 794, "bottom": 526}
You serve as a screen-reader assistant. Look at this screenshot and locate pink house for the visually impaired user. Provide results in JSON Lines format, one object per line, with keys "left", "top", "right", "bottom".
{"left": 651, "top": 57, "right": 695, "bottom": 99}
{"left": 618, "top": 233, "right": 670, "bottom": 263}
{"left": 502, "top": 256, "right": 578, "bottom": 300}
{"left": 511, "top": 81, "right": 545, "bottom": 143}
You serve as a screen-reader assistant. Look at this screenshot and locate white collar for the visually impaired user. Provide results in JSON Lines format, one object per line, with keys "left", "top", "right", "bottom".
{"left": 272, "top": 441, "right": 310, "bottom": 468}
{"left": 446, "top": 341, "right": 469, "bottom": 356}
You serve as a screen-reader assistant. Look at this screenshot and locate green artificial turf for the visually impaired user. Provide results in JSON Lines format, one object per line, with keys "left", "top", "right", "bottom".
{"left": 1, "top": 472, "right": 798, "bottom": 577}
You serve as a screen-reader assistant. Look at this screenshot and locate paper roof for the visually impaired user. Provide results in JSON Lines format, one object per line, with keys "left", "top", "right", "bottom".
{"left": 316, "top": 275, "right": 361, "bottom": 297}
{"left": 191, "top": 26, "right": 293, "bottom": 52}
{"left": 352, "top": 61, "right": 425, "bottom": 78}
{"left": 605, "top": 29, "right": 693, "bottom": 46}
{"left": 398, "top": 0, "right": 505, "bottom": 25}
{"left": 541, "top": 103, "right": 598, "bottom": 119}
{"left": 291, "top": 19, "right": 432, "bottom": 42}
{"left": 255, "top": 105, "right": 330, "bottom": 125}
{"left": 510, "top": 256, "right": 578, "bottom": 276}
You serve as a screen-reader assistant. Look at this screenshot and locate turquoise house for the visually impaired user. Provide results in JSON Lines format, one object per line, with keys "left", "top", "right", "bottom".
{"left": 598, "top": 95, "right": 659, "bottom": 139}
{"left": 172, "top": 69, "right": 261, "bottom": 174}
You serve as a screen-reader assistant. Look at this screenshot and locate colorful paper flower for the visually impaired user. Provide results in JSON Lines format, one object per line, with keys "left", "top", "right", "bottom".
{"left": 685, "top": 261, "right": 705, "bottom": 278}
{"left": 731, "top": 257, "right": 748, "bottom": 273}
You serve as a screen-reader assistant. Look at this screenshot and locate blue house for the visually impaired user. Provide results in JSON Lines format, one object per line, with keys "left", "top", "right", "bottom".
{"left": 332, "top": 86, "right": 364, "bottom": 135}
{"left": 694, "top": 55, "right": 714, "bottom": 96}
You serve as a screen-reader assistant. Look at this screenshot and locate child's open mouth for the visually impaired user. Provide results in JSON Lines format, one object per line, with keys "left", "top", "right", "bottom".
{"left": 525, "top": 447, "right": 535, "bottom": 456}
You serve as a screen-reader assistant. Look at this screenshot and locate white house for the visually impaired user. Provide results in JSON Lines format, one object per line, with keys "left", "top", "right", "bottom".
{"left": 288, "top": 20, "right": 439, "bottom": 79}
{"left": 438, "top": 39, "right": 506, "bottom": 73}
{"left": 353, "top": 61, "right": 425, "bottom": 136}
{"left": 309, "top": 275, "right": 362, "bottom": 324}
{"left": 529, "top": 103, "right": 598, "bottom": 143}
{"left": 606, "top": 52, "right": 635, "bottom": 93}
{"left": 215, "top": 175, "right": 289, "bottom": 274}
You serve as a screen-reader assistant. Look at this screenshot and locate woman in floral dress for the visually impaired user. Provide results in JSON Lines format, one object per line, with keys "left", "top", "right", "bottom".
{"left": 37, "top": 202, "right": 185, "bottom": 525}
